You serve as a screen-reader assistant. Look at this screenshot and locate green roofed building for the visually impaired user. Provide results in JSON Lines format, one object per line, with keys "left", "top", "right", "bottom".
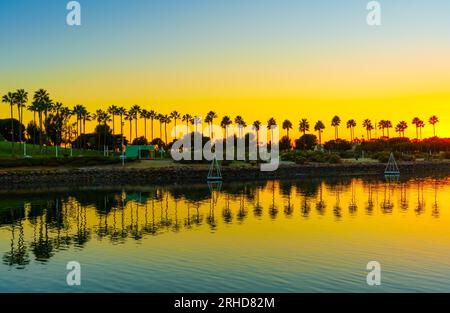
{"left": 125, "top": 145, "right": 156, "bottom": 160}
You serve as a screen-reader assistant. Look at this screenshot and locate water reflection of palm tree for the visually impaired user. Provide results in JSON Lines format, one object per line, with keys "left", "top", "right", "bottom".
{"left": 281, "top": 183, "right": 294, "bottom": 217}
{"left": 130, "top": 196, "right": 143, "bottom": 240}
{"left": 415, "top": 180, "right": 425, "bottom": 215}
{"left": 97, "top": 196, "right": 109, "bottom": 239}
{"left": 253, "top": 186, "right": 263, "bottom": 217}
{"left": 118, "top": 190, "right": 127, "bottom": 240}
{"left": 32, "top": 214, "right": 54, "bottom": 262}
{"left": 315, "top": 183, "right": 326, "bottom": 215}
{"left": 222, "top": 193, "right": 233, "bottom": 224}
{"left": 381, "top": 181, "right": 394, "bottom": 214}
{"left": 207, "top": 195, "right": 217, "bottom": 231}
{"left": 61, "top": 200, "right": 72, "bottom": 247}
{"left": 399, "top": 182, "right": 409, "bottom": 211}
{"left": 53, "top": 198, "right": 63, "bottom": 250}
{"left": 3, "top": 216, "right": 30, "bottom": 269}
{"left": 348, "top": 180, "right": 358, "bottom": 216}
{"left": 237, "top": 191, "right": 247, "bottom": 222}
{"left": 300, "top": 192, "right": 311, "bottom": 218}
{"left": 333, "top": 187, "right": 342, "bottom": 220}
{"left": 110, "top": 207, "right": 119, "bottom": 242}
{"left": 195, "top": 202, "right": 202, "bottom": 226}
{"left": 185, "top": 202, "right": 193, "bottom": 229}
{"left": 365, "top": 183, "right": 374, "bottom": 214}
{"left": 269, "top": 181, "right": 278, "bottom": 219}
{"left": 74, "top": 203, "right": 90, "bottom": 247}
{"left": 173, "top": 197, "right": 181, "bottom": 232}
{"left": 432, "top": 179, "right": 439, "bottom": 218}
{"left": 162, "top": 193, "right": 172, "bottom": 229}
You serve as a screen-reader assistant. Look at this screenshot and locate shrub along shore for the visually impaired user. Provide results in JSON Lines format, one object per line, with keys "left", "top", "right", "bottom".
{"left": 0, "top": 160, "right": 449, "bottom": 189}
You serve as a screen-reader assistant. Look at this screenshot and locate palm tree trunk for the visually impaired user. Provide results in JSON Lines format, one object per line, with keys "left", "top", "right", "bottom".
{"left": 97, "top": 123, "right": 101, "bottom": 151}
{"left": 83, "top": 119, "right": 86, "bottom": 151}
{"left": 39, "top": 112, "right": 43, "bottom": 150}
{"left": 135, "top": 118, "right": 138, "bottom": 140}
{"left": 10, "top": 104, "right": 14, "bottom": 156}
{"left": 20, "top": 106, "right": 23, "bottom": 143}
{"left": 129, "top": 120, "right": 132, "bottom": 144}
{"left": 144, "top": 118, "right": 147, "bottom": 142}
{"left": 151, "top": 118, "right": 154, "bottom": 141}
{"left": 112, "top": 114, "right": 116, "bottom": 152}
{"left": 256, "top": 131, "right": 259, "bottom": 153}
{"left": 104, "top": 122, "right": 107, "bottom": 152}
{"left": 120, "top": 115, "right": 123, "bottom": 150}
{"left": 17, "top": 106, "right": 21, "bottom": 143}
{"left": 164, "top": 122, "right": 168, "bottom": 144}
{"left": 33, "top": 112, "right": 37, "bottom": 145}
{"left": 174, "top": 119, "right": 177, "bottom": 139}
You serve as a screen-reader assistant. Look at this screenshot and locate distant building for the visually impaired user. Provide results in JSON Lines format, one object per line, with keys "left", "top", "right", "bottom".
{"left": 125, "top": 145, "right": 156, "bottom": 160}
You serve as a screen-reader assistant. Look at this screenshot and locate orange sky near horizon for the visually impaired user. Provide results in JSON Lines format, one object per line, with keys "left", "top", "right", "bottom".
{"left": 1, "top": 0, "right": 450, "bottom": 142}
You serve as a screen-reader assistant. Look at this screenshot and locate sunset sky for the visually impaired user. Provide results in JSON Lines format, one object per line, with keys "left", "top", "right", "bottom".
{"left": 1, "top": 0, "right": 450, "bottom": 141}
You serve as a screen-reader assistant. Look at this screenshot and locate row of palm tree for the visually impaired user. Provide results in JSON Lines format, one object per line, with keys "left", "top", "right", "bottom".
{"left": 1, "top": 89, "right": 442, "bottom": 154}
{"left": 278, "top": 116, "right": 439, "bottom": 145}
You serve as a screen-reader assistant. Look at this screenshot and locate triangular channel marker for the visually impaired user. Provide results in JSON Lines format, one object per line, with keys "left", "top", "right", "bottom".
{"left": 207, "top": 154, "right": 222, "bottom": 181}
{"left": 385, "top": 152, "right": 400, "bottom": 175}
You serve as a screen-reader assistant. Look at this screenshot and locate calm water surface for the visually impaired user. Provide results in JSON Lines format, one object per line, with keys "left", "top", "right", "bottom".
{"left": 1, "top": 176, "right": 450, "bottom": 292}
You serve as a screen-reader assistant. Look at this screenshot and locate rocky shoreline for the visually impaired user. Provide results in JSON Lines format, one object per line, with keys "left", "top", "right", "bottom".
{"left": 0, "top": 161, "right": 450, "bottom": 189}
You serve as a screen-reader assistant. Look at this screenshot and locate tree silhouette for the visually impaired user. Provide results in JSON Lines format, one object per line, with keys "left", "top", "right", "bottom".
{"left": 162, "top": 114, "right": 172, "bottom": 144}
{"left": 108, "top": 105, "right": 119, "bottom": 151}
{"left": 314, "top": 120, "right": 325, "bottom": 145}
{"left": 252, "top": 120, "right": 262, "bottom": 149}
{"left": 117, "top": 107, "right": 127, "bottom": 151}
{"left": 412, "top": 117, "right": 422, "bottom": 140}
{"left": 331, "top": 115, "right": 341, "bottom": 139}
{"left": 140, "top": 109, "right": 150, "bottom": 142}
{"left": 385, "top": 120, "right": 392, "bottom": 138}
{"left": 205, "top": 111, "right": 218, "bottom": 139}
{"left": 267, "top": 118, "right": 277, "bottom": 144}
{"left": 346, "top": 119, "right": 356, "bottom": 142}
{"left": 2, "top": 92, "right": 16, "bottom": 155}
{"left": 429, "top": 115, "right": 439, "bottom": 137}
{"left": 234, "top": 115, "right": 247, "bottom": 138}
{"left": 33, "top": 89, "right": 52, "bottom": 150}
{"left": 170, "top": 111, "right": 181, "bottom": 139}
{"left": 125, "top": 110, "right": 134, "bottom": 143}
{"left": 282, "top": 119, "right": 293, "bottom": 139}
{"left": 182, "top": 113, "right": 194, "bottom": 135}
{"left": 14, "top": 89, "right": 28, "bottom": 143}
{"left": 129, "top": 105, "right": 141, "bottom": 140}
{"left": 220, "top": 116, "right": 232, "bottom": 138}
{"left": 299, "top": 118, "right": 309, "bottom": 136}
{"left": 395, "top": 121, "right": 408, "bottom": 137}
{"left": 362, "top": 119, "right": 374, "bottom": 140}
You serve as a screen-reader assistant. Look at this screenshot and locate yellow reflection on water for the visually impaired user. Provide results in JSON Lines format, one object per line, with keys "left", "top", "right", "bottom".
{"left": 0, "top": 177, "right": 449, "bottom": 291}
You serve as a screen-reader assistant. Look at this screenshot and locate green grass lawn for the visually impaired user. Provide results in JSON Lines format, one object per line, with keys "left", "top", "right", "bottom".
{"left": 0, "top": 140, "right": 104, "bottom": 158}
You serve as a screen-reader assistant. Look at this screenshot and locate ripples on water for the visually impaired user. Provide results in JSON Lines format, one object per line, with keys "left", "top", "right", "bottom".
{"left": 0, "top": 175, "right": 450, "bottom": 292}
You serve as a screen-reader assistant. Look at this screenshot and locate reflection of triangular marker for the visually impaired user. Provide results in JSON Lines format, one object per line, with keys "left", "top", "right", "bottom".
{"left": 207, "top": 154, "right": 222, "bottom": 181}
{"left": 385, "top": 152, "right": 400, "bottom": 175}
{"left": 208, "top": 181, "right": 222, "bottom": 206}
